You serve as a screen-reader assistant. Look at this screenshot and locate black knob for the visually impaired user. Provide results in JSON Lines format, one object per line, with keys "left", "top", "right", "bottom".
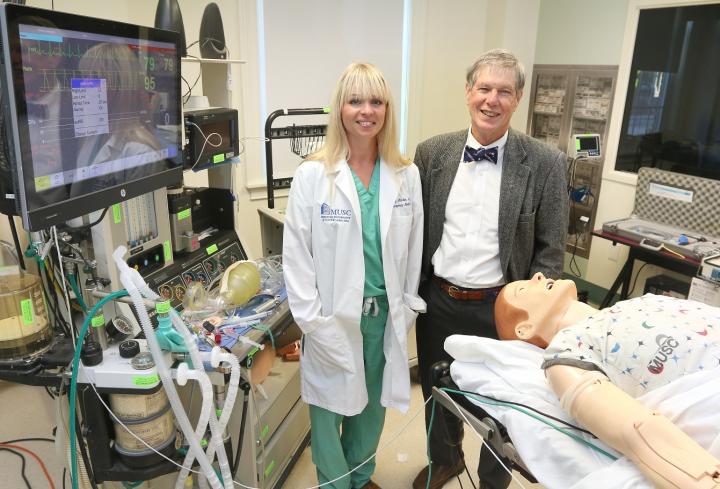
{"left": 105, "top": 319, "right": 123, "bottom": 340}
{"left": 81, "top": 340, "right": 103, "bottom": 367}
{"left": 119, "top": 340, "right": 140, "bottom": 359}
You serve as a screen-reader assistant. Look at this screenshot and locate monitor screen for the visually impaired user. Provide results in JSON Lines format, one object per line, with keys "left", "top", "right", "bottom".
{"left": 578, "top": 136, "right": 598, "bottom": 151}
{"left": 0, "top": 4, "right": 182, "bottom": 230}
{"left": 614, "top": 4, "right": 720, "bottom": 180}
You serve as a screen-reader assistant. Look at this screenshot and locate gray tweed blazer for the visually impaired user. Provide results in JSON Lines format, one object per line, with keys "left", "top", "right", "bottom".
{"left": 413, "top": 127, "right": 569, "bottom": 285}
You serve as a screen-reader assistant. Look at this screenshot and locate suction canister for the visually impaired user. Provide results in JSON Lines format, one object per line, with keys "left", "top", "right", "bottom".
{"left": 0, "top": 247, "right": 52, "bottom": 360}
{"left": 109, "top": 353, "right": 176, "bottom": 467}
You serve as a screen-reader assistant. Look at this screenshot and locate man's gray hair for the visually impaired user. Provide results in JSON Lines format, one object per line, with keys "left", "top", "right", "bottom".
{"left": 466, "top": 48, "right": 525, "bottom": 94}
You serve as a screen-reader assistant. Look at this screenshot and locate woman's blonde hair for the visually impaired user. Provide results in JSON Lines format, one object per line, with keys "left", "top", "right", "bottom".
{"left": 308, "top": 62, "right": 409, "bottom": 167}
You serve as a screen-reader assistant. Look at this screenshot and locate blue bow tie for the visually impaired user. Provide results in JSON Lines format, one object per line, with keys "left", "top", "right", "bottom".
{"left": 463, "top": 145, "right": 498, "bottom": 164}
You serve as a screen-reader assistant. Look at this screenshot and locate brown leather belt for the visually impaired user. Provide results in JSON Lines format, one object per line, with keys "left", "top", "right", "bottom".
{"left": 433, "top": 275, "right": 503, "bottom": 301}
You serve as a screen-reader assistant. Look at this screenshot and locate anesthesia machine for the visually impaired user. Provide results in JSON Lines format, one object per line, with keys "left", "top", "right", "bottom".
{"left": 0, "top": 4, "right": 306, "bottom": 489}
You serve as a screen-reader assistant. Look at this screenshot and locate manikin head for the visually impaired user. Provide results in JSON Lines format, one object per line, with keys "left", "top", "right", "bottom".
{"left": 494, "top": 272, "right": 579, "bottom": 348}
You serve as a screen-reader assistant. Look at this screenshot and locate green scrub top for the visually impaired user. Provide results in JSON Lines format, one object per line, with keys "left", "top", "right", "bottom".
{"left": 350, "top": 160, "right": 385, "bottom": 298}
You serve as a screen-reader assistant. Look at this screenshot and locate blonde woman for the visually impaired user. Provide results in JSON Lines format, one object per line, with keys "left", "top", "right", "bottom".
{"left": 283, "top": 63, "right": 425, "bottom": 489}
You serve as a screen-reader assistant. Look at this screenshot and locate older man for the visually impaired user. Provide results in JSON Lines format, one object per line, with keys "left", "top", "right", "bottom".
{"left": 413, "top": 49, "right": 569, "bottom": 489}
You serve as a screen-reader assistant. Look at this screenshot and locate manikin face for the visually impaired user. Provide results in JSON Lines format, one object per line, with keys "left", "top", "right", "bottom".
{"left": 341, "top": 94, "right": 386, "bottom": 145}
{"left": 500, "top": 272, "right": 578, "bottom": 347}
{"left": 465, "top": 66, "right": 521, "bottom": 145}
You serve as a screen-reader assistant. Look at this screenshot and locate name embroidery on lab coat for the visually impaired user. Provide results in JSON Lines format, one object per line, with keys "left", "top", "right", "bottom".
{"left": 320, "top": 202, "right": 352, "bottom": 223}
{"left": 393, "top": 197, "right": 411, "bottom": 208}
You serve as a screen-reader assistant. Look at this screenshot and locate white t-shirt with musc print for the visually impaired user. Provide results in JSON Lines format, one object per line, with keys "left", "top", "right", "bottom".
{"left": 542, "top": 294, "right": 720, "bottom": 397}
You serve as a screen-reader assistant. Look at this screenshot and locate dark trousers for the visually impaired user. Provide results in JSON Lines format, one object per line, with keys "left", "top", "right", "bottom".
{"left": 416, "top": 278, "right": 511, "bottom": 489}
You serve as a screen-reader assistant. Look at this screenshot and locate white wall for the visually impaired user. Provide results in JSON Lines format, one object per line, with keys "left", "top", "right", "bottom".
{"left": 406, "top": 0, "right": 540, "bottom": 157}
{"left": 250, "top": 0, "right": 406, "bottom": 185}
{"left": 534, "top": 0, "right": 629, "bottom": 65}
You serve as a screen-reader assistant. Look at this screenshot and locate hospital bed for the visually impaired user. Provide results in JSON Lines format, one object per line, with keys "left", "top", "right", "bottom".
{"left": 432, "top": 335, "right": 720, "bottom": 489}
{"left": 430, "top": 361, "right": 536, "bottom": 488}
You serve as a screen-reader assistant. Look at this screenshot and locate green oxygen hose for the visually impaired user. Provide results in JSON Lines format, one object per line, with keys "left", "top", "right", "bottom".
{"left": 67, "top": 273, "right": 88, "bottom": 313}
{"left": 69, "top": 289, "right": 128, "bottom": 489}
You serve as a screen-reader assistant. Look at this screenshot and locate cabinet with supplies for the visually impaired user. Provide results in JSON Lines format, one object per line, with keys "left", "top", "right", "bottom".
{"left": 526, "top": 65, "right": 617, "bottom": 259}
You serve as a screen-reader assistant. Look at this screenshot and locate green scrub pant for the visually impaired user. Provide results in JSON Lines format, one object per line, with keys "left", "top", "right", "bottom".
{"left": 309, "top": 296, "right": 388, "bottom": 489}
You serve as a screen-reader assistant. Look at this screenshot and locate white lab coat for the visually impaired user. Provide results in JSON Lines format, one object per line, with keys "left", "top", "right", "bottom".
{"left": 283, "top": 158, "right": 426, "bottom": 416}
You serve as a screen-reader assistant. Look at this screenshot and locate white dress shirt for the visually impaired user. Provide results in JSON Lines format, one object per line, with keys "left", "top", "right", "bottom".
{"left": 431, "top": 129, "right": 507, "bottom": 288}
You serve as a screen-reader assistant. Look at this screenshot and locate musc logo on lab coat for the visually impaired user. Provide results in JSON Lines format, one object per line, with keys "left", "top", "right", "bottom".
{"left": 320, "top": 202, "right": 352, "bottom": 223}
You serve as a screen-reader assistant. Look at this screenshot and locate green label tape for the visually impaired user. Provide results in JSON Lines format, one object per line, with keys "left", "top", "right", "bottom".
{"left": 177, "top": 208, "right": 191, "bottom": 221}
{"left": 20, "top": 299, "right": 33, "bottom": 325}
{"left": 264, "top": 460, "right": 276, "bottom": 478}
{"left": 133, "top": 373, "right": 159, "bottom": 386}
{"left": 260, "top": 424, "right": 269, "bottom": 439}
{"left": 91, "top": 314, "right": 105, "bottom": 328}
{"left": 156, "top": 300, "right": 171, "bottom": 314}
{"left": 206, "top": 244, "right": 218, "bottom": 255}
{"left": 112, "top": 204, "right": 122, "bottom": 224}
{"left": 215, "top": 408, "right": 223, "bottom": 418}
{"left": 213, "top": 153, "right": 224, "bottom": 164}
{"left": 34, "top": 176, "right": 51, "bottom": 191}
{"left": 163, "top": 240, "right": 171, "bottom": 262}
{"left": 323, "top": 107, "right": 331, "bottom": 113}
{"left": 575, "top": 139, "right": 581, "bottom": 150}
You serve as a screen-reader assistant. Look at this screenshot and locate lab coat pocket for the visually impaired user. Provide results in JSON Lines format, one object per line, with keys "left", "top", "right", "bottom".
{"left": 390, "top": 215, "right": 413, "bottom": 258}
{"left": 303, "top": 317, "right": 356, "bottom": 374}
{"left": 402, "top": 303, "right": 419, "bottom": 333}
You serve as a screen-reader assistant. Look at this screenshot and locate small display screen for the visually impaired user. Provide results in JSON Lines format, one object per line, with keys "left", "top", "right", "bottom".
{"left": 197, "top": 120, "right": 233, "bottom": 164}
{"left": 18, "top": 23, "right": 180, "bottom": 193}
{"left": 578, "top": 136, "right": 599, "bottom": 151}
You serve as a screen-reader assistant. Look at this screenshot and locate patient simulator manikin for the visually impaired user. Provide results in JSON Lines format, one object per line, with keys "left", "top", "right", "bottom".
{"left": 494, "top": 273, "right": 720, "bottom": 489}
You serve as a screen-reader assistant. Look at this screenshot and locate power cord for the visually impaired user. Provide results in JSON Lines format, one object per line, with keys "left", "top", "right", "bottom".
{"left": 627, "top": 262, "right": 649, "bottom": 297}
{"left": 182, "top": 69, "right": 202, "bottom": 105}
{"left": 0, "top": 442, "right": 56, "bottom": 489}
{"left": 186, "top": 120, "right": 223, "bottom": 171}
{"left": 0, "top": 447, "right": 31, "bottom": 489}
{"left": 566, "top": 155, "right": 594, "bottom": 277}
{"left": 186, "top": 38, "right": 231, "bottom": 57}
{"left": 59, "top": 207, "right": 108, "bottom": 233}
